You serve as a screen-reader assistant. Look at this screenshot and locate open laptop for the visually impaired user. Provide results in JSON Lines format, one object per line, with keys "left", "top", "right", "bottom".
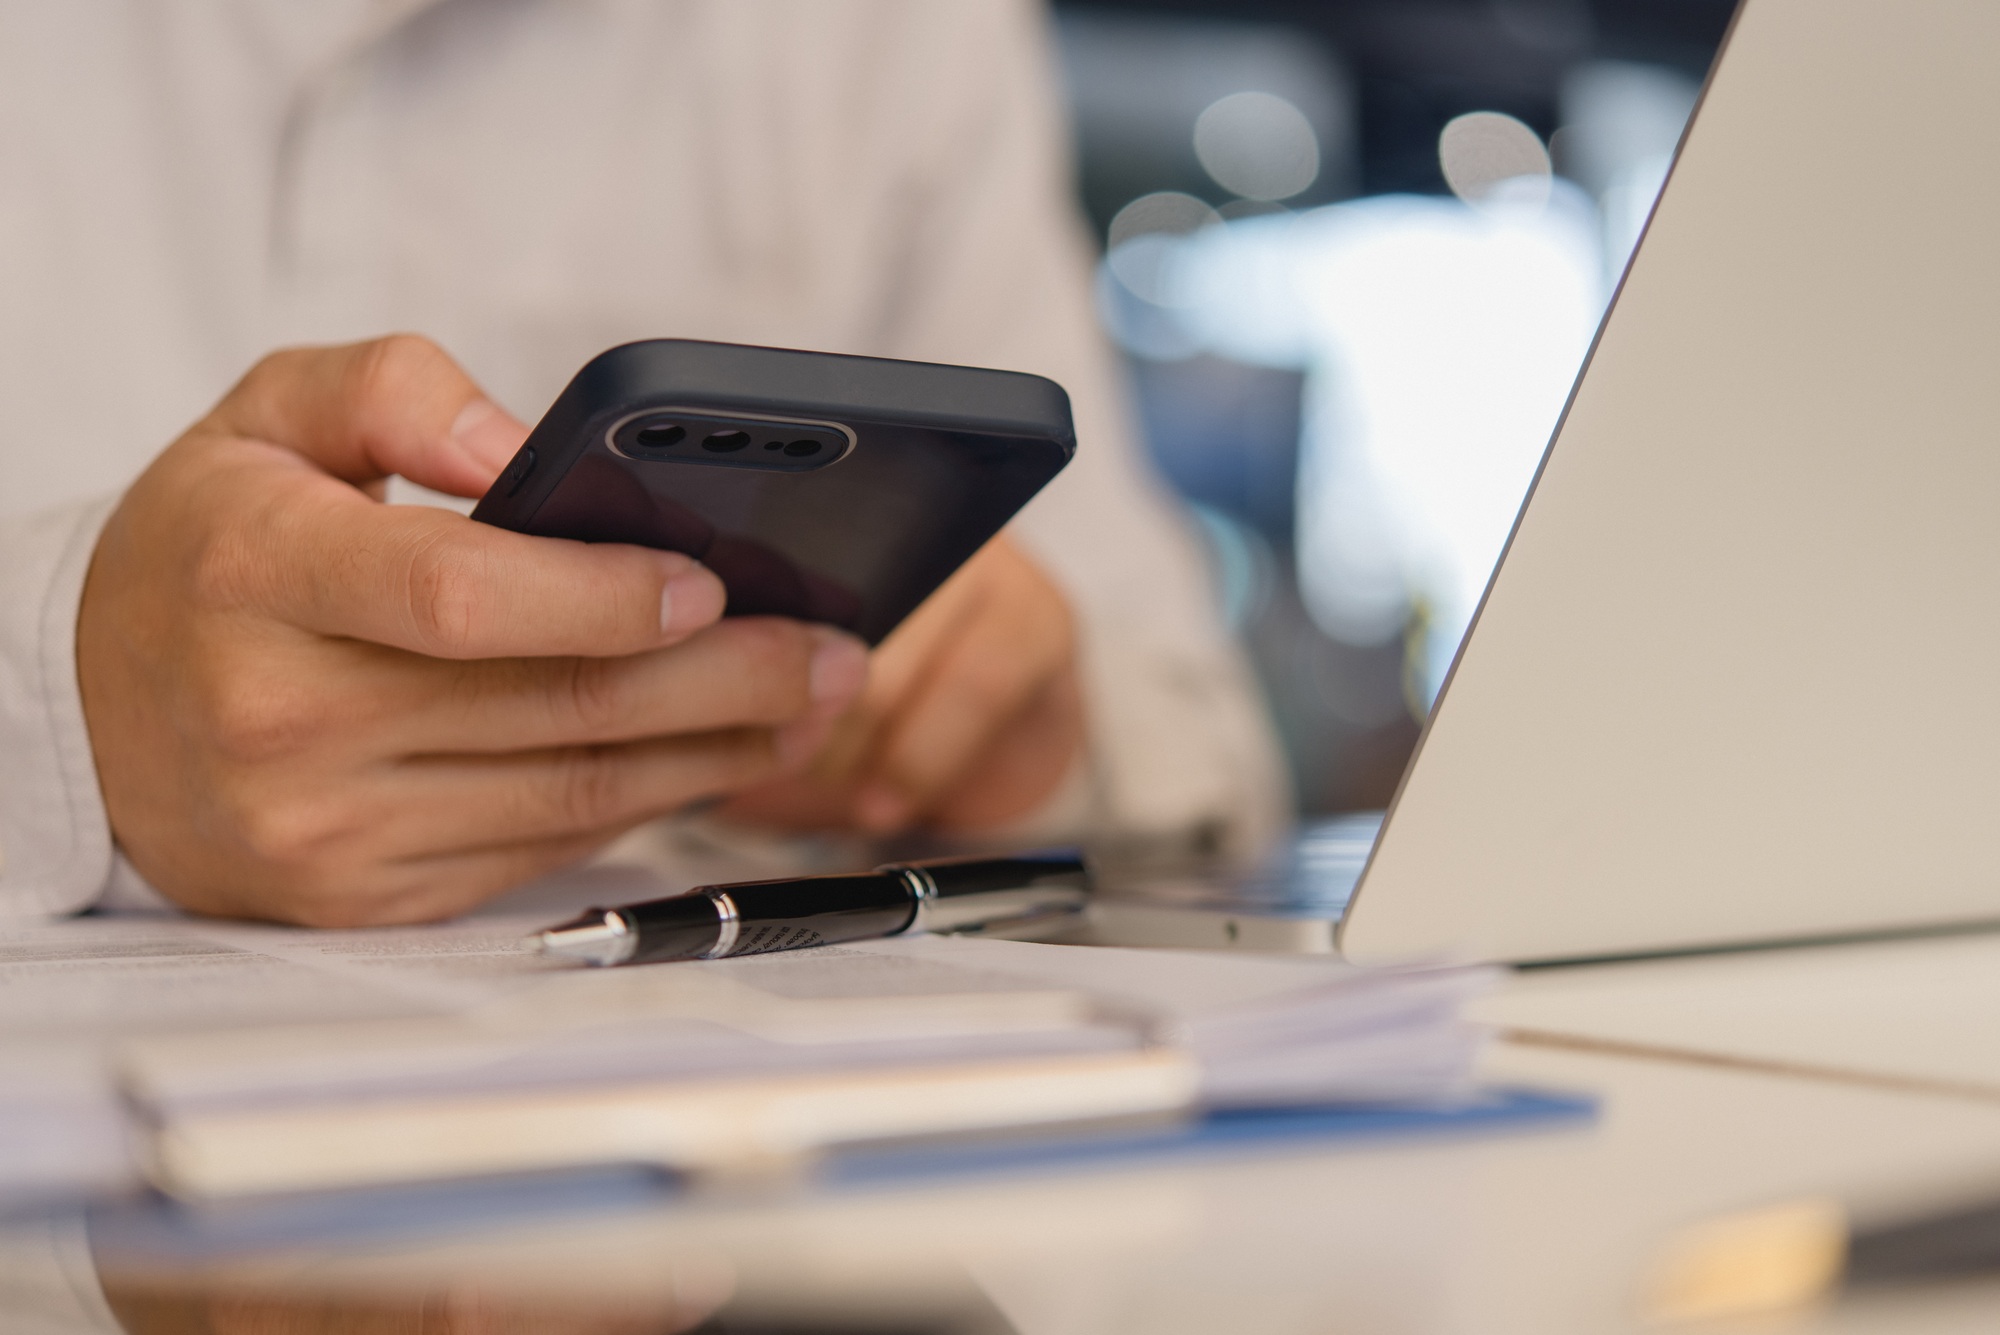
{"left": 1100, "top": 0, "right": 2000, "bottom": 966}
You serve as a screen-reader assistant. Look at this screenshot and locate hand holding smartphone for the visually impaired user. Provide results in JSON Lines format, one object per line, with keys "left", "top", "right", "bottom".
{"left": 471, "top": 340, "right": 1075, "bottom": 644}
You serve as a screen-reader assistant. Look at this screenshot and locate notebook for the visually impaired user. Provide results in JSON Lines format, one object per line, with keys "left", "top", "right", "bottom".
{"left": 115, "top": 930, "right": 1493, "bottom": 1201}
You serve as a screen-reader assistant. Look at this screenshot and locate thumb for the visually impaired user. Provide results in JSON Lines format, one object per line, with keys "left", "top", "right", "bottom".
{"left": 205, "top": 335, "right": 530, "bottom": 498}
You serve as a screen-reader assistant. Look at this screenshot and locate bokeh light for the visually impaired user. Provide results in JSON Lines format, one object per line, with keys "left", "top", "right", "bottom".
{"left": 1193, "top": 91, "right": 1322, "bottom": 202}
{"left": 1173, "top": 185, "right": 1605, "bottom": 699}
{"left": 1438, "top": 111, "right": 1553, "bottom": 210}
{"left": 1106, "top": 191, "right": 1222, "bottom": 308}
{"left": 1058, "top": 1, "right": 1721, "bottom": 808}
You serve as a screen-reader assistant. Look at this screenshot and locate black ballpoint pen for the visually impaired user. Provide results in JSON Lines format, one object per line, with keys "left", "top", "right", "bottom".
{"left": 533, "top": 852, "right": 1091, "bottom": 966}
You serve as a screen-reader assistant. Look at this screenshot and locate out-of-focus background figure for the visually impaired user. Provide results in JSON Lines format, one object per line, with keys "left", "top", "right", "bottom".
{"left": 1057, "top": 0, "right": 1728, "bottom": 810}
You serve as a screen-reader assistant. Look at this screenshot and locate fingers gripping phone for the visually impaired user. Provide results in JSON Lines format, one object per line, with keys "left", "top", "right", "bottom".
{"left": 471, "top": 340, "right": 1075, "bottom": 645}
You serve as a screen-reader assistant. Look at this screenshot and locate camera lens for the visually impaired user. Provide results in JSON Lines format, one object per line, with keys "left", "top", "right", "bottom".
{"left": 635, "top": 423, "right": 684, "bottom": 449}
{"left": 702, "top": 430, "right": 751, "bottom": 453}
{"left": 784, "top": 439, "right": 822, "bottom": 457}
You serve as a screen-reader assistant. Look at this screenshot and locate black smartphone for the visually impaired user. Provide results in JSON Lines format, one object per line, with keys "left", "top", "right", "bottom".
{"left": 471, "top": 340, "right": 1074, "bottom": 645}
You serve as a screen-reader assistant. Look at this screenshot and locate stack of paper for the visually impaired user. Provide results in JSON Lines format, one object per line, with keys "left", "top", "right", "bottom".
{"left": 0, "top": 913, "right": 541, "bottom": 1207}
{"left": 0, "top": 903, "right": 1492, "bottom": 1207}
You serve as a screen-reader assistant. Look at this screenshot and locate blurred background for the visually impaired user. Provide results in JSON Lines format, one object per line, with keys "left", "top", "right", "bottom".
{"left": 1052, "top": 0, "right": 1734, "bottom": 814}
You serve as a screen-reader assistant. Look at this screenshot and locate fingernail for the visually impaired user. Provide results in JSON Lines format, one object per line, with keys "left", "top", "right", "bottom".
{"left": 856, "top": 784, "right": 912, "bottom": 832}
{"left": 657, "top": 554, "right": 727, "bottom": 636}
{"left": 451, "top": 398, "right": 530, "bottom": 476}
{"left": 808, "top": 629, "right": 869, "bottom": 704}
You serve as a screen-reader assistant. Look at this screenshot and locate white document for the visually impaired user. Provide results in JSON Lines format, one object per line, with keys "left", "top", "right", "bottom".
{"left": 0, "top": 902, "right": 1491, "bottom": 1206}
{"left": 123, "top": 932, "right": 1491, "bottom": 1120}
{"left": 0, "top": 912, "right": 543, "bottom": 1203}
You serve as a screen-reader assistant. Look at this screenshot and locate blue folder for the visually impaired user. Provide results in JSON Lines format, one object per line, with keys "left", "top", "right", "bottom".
{"left": 829, "top": 1085, "right": 1594, "bottom": 1187}
{"left": 88, "top": 1087, "right": 1592, "bottom": 1262}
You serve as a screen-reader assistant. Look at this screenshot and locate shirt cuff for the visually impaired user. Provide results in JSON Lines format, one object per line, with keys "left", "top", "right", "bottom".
{"left": 0, "top": 1213, "right": 123, "bottom": 1334}
{"left": 0, "top": 496, "right": 119, "bottom": 920}
{"left": 97, "top": 850, "right": 176, "bottom": 915}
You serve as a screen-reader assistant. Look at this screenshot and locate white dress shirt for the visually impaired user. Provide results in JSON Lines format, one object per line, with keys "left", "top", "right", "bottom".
{"left": 0, "top": 0, "right": 1289, "bottom": 920}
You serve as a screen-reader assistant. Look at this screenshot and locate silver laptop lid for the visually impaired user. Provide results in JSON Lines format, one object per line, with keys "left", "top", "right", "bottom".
{"left": 1341, "top": 0, "right": 2000, "bottom": 964}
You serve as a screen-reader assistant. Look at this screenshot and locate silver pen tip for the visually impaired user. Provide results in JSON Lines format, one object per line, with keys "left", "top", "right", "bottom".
{"left": 534, "top": 911, "right": 635, "bottom": 967}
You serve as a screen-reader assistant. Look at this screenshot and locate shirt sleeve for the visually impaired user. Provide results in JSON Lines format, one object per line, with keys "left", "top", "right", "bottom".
{"left": 0, "top": 497, "right": 119, "bottom": 919}
{"left": 871, "top": 0, "right": 1293, "bottom": 862}
{"left": 0, "top": 1212, "right": 123, "bottom": 1334}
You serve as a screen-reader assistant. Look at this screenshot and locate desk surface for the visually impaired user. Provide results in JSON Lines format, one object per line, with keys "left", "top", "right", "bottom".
{"left": 1476, "top": 928, "right": 2000, "bottom": 1102}
{"left": 53, "top": 1020, "right": 2000, "bottom": 1334}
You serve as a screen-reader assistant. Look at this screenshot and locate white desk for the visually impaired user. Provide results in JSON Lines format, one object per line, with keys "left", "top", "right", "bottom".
{"left": 73, "top": 1015, "right": 2000, "bottom": 1333}
{"left": 1476, "top": 930, "right": 2000, "bottom": 1101}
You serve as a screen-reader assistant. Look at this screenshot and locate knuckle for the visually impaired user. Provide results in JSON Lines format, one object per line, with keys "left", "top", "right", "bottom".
{"left": 184, "top": 528, "right": 255, "bottom": 612}
{"left": 226, "top": 789, "right": 348, "bottom": 871}
{"left": 242, "top": 349, "right": 289, "bottom": 381}
{"left": 184, "top": 487, "right": 316, "bottom": 618}
{"left": 346, "top": 333, "right": 446, "bottom": 414}
{"left": 401, "top": 533, "right": 485, "bottom": 656}
{"left": 545, "top": 746, "right": 630, "bottom": 830}
{"left": 552, "top": 657, "right": 630, "bottom": 736}
{"left": 203, "top": 674, "right": 329, "bottom": 764}
{"left": 291, "top": 857, "right": 460, "bottom": 928}
{"left": 233, "top": 347, "right": 303, "bottom": 405}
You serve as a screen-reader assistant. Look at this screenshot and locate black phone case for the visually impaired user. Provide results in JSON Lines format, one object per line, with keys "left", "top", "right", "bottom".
{"left": 471, "top": 340, "right": 1074, "bottom": 645}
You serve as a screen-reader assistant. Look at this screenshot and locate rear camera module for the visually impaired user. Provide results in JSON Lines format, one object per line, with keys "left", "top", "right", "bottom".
{"left": 613, "top": 410, "right": 849, "bottom": 471}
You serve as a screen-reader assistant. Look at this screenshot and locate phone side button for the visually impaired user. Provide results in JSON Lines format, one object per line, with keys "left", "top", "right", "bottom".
{"left": 500, "top": 446, "right": 538, "bottom": 496}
